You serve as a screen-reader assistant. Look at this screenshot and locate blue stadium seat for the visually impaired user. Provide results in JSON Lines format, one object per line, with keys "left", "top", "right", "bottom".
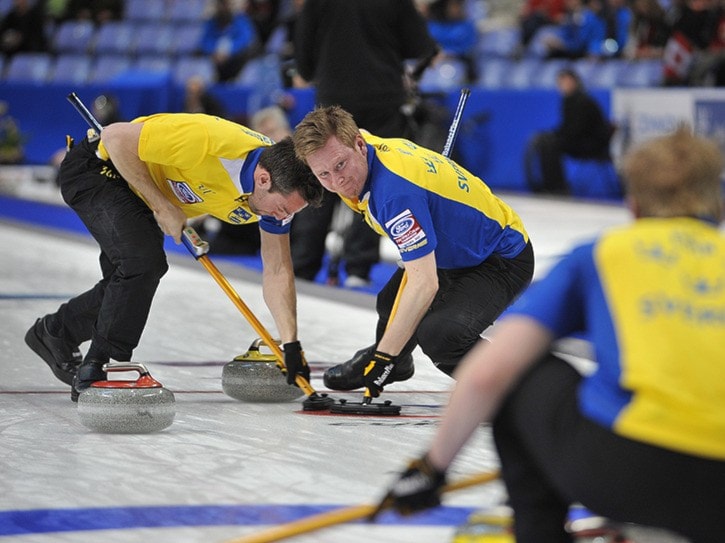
{"left": 167, "top": 0, "right": 207, "bottom": 23}
{"left": 571, "top": 59, "right": 600, "bottom": 86}
{"left": 51, "top": 54, "right": 92, "bottom": 84}
{"left": 125, "top": 0, "right": 166, "bottom": 22}
{"left": 418, "top": 58, "right": 467, "bottom": 92}
{"left": 477, "top": 58, "right": 514, "bottom": 89}
{"left": 173, "top": 56, "right": 215, "bottom": 85}
{"left": 235, "top": 54, "right": 283, "bottom": 88}
{"left": 529, "top": 59, "right": 570, "bottom": 88}
{"left": 133, "top": 55, "right": 172, "bottom": 75}
{"left": 505, "top": 58, "right": 543, "bottom": 88}
{"left": 0, "top": 0, "right": 12, "bottom": 17}
{"left": 4, "top": 53, "right": 52, "bottom": 83}
{"left": 619, "top": 60, "right": 664, "bottom": 87}
{"left": 52, "top": 20, "right": 95, "bottom": 54}
{"left": 88, "top": 54, "right": 132, "bottom": 83}
{"left": 564, "top": 157, "right": 622, "bottom": 199}
{"left": 133, "top": 23, "right": 175, "bottom": 57}
{"left": 587, "top": 60, "right": 628, "bottom": 89}
{"left": 476, "top": 27, "right": 520, "bottom": 58}
{"left": 168, "top": 23, "right": 204, "bottom": 57}
{"left": 93, "top": 21, "right": 136, "bottom": 56}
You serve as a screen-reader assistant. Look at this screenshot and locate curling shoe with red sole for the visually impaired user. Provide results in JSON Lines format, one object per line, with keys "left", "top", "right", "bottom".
{"left": 323, "top": 345, "right": 414, "bottom": 391}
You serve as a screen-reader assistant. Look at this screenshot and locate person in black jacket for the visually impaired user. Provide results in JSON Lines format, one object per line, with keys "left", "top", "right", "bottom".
{"left": 524, "top": 67, "right": 614, "bottom": 195}
{"left": 291, "top": 0, "right": 439, "bottom": 287}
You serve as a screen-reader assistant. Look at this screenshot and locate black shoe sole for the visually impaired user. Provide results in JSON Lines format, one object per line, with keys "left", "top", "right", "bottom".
{"left": 24, "top": 320, "right": 76, "bottom": 386}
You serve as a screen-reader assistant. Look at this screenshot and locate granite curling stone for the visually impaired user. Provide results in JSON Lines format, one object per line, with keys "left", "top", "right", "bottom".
{"left": 222, "top": 338, "right": 305, "bottom": 403}
{"left": 77, "top": 362, "right": 175, "bottom": 433}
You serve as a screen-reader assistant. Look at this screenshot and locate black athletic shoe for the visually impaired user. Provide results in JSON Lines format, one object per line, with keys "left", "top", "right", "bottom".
{"left": 24, "top": 317, "right": 82, "bottom": 386}
{"left": 323, "top": 345, "right": 414, "bottom": 391}
{"left": 71, "top": 360, "right": 107, "bottom": 403}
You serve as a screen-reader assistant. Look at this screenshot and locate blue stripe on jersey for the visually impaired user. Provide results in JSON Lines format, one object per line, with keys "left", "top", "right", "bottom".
{"left": 365, "top": 148, "right": 528, "bottom": 268}
{"left": 505, "top": 242, "right": 631, "bottom": 428}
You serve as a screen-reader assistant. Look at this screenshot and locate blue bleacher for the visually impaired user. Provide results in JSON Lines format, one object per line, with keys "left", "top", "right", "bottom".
{"left": 585, "top": 59, "right": 628, "bottom": 88}
{"left": 477, "top": 57, "right": 514, "bottom": 89}
{"left": 173, "top": 56, "right": 216, "bottom": 86}
{"left": 51, "top": 54, "right": 92, "bottom": 84}
{"left": 529, "top": 59, "right": 570, "bottom": 88}
{"left": 124, "top": 0, "right": 166, "bottom": 22}
{"left": 133, "top": 23, "right": 175, "bottom": 57}
{"left": 52, "top": 20, "right": 96, "bottom": 55}
{"left": 418, "top": 58, "right": 468, "bottom": 93}
{"left": 476, "top": 27, "right": 521, "bottom": 59}
{"left": 167, "top": 0, "right": 208, "bottom": 23}
{"left": 92, "top": 21, "right": 137, "bottom": 56}
{"left": 168, "top": 23, "right": 204, "bottom": 57}
{"left": 133, "top": 55, "right": 173, "bottom": 76}
{"left": 619, "top": 59, "right": 664, "bottom": 87}
{"left": 4, "top": 53, "right": 52, "bottom": 83}
{"left": 0, "top": 0, "right": 12, "bottom": 16}
{"left": 506, "top": 58, "right": 543, "bottom": 89}
{"left": 88, "top": 54, "right": 132, "bottom": 83}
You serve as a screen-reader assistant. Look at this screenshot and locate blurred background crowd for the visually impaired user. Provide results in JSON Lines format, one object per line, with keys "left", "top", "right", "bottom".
{"left": 1, "top": 0, "right": 723, "bottom": 289}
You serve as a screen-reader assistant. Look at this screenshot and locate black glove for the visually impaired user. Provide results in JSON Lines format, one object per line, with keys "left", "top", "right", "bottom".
{"left": 282, "top": 341, "right": 310, "bottom": 386}
{"left": 371, "top": 454, "right": 447, "bottom": 519}
{"left": 363, "top": 350, "right": 398, "bottom": 397}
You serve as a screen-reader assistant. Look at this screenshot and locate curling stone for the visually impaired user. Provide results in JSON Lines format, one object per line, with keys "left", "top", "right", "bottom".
{"left": 77, "top": 362, "right": 175, "bottom": 433}
{"left": 222, "top": 338, "right": 305, "bottom": 403}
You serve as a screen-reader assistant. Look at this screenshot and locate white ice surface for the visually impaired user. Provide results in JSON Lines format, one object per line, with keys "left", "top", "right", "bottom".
{"left": 0, "top": 194, "right": 631, "bottom": 543}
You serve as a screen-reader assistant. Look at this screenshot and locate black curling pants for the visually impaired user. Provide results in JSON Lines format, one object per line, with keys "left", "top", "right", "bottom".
{"left": 374, "top": 241, "right": 534, "bottom": 376}
{"left": 48, "top": 137, "right": 168, "bottom": 362}
{"left": 493, "top": 354, "right": 725, "bottom": 543}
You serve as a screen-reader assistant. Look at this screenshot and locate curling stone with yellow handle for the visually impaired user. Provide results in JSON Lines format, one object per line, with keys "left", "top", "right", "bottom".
{"left": 222, "top": 338, "right": 305, "bottom": 403}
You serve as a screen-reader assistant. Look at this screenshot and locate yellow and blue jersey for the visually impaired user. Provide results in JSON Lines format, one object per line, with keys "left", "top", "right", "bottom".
{"left": 508, "top": 217, "right": 725, "bottom": 460}
{"left": 341, "top": 134, "right": 529, "bottom": 268}
{"left": 98, "top": 113, "right": 290, "bottom": 234}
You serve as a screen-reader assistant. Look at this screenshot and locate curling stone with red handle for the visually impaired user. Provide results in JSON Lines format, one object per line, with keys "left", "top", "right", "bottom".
{"left": 77, "top": 362, "right": 175, "bottom": 433}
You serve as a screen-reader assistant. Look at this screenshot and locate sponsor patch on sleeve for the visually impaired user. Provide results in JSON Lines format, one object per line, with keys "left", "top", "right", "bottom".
{"left": 167, "top": 180, "right": 203, "bottom": 204}
{"left": 227, "top": 207, "right": 254, "bottom": 224}
{"left": 385, "top": 209, "right": 427, "bottom": 253}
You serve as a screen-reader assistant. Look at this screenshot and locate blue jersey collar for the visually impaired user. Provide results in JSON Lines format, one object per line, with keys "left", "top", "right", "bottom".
{"left": 240, "top": 147, "right": 264, "bottom": 193}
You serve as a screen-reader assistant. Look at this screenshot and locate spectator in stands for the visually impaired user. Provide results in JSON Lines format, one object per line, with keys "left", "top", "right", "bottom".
{"left": 250, "top": 105, "right": 292, "bottom": 144}
{"left": 92, "top": 94, "right": 122, "bottom": 126}
{"left": 266, "top": 0, "right": 305, "bottom": 88}
{"left": 292, "top": 0, "right": 438, "bottom": 287}
{"left": 601, "top": 0, "right": 633, "bottom": 57}
{"left": 422, "top": 0, "right": 479, "bottom": 83}
{"left": 0, "top": 0, "right": 48, "bottom": 57}
{"left": 518, "top": 0, "right": 566, "bottom": 51}
{"left": 532, "top": 0, "right": 607, "bottom": 59}
{"left": 524, "top": 68, "right": 615, "bottom": 195}
{"left": 183, "top": 76, "right": 227, "bottom": 119}
{"left": 62, "top": 0, "right": 122, "bottom": 25}
{"left": 663, "top": 0, "right": 725, "bottom": 86}
{"left": 246, "top": 0, "right": 281, "bottom": 51}
{"left": 0, "top": 100, "right": 24, "bottom": 164}
{"left": 625, "top": 0, "right": 672, "bottom": 60}
{"left": 198, "top": 0, "right": 259, "bottom": 83}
